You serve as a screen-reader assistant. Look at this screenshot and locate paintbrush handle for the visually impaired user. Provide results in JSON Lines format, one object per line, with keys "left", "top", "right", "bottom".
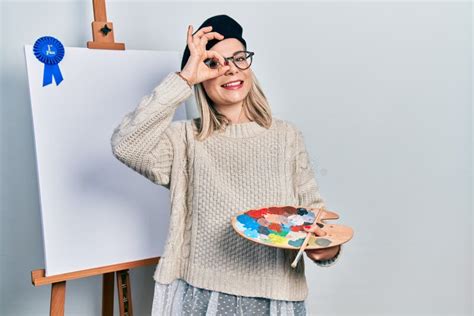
{"left": 290, "top": 231, "right": 312, "bottom": 268}
{"left": 290, "top": 209, "right": 323, "bottom": 268}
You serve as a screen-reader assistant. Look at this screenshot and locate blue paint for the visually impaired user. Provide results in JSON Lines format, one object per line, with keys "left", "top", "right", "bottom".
{"left": 243, "top": 228, "right": 259, "bottom": 238}
{"left": 237, "top": 214, "right": 259, "bottom": 230}
{"left": 258, "top": 226, "right": 270, "bottom": 234}
{"left": 288, "top": 238, "right": 305, "bottom": 247}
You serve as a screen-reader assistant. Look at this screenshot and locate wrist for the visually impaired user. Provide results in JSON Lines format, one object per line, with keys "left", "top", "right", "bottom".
{"left": 175, "top": 71, "right": 193, "bottom": 88}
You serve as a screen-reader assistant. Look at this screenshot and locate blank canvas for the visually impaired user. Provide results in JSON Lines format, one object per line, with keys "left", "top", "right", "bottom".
{"left": 24, "top": 45, "right": 187, "bottom": 276}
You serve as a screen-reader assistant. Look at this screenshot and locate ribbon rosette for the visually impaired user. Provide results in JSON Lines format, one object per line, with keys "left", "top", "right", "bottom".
{"left": 33, "top": 36, "right": 65, "bottom": 86}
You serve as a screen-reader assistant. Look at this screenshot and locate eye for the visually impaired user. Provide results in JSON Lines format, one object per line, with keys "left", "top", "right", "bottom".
{"left": 204, "top": 58, "right": 220, "bottom": 68}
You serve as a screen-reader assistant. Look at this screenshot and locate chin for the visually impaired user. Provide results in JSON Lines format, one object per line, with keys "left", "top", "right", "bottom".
{"left": 220, "top": 98, "right": 245, "bottom": 105}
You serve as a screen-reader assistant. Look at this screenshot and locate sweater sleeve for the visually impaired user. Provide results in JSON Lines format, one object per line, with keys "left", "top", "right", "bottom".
{"left": 293, "top": 127, "right": 342, "bottom": 267}
{"left": 110, "top": 72, "right": 192, "bottom": 189}
{"left": 294, "top": 128, "right": 326, "bottom": 210}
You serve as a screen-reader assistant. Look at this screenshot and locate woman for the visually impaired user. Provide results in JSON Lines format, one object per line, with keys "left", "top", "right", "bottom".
{"left": 111, "top": 14, "right": 342, "bottom": 316}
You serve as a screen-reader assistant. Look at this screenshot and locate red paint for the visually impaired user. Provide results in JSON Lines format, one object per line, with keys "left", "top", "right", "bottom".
{"left": 268, "top": 207, "right": 286, "bottom": 215}
{"left": 291, "top": 225, "right": 305, "bottom": 232}
{"left": 247, "top": 208, "right": 268, "bottom": 218}
{"left": 268, "top": 223, "right": 282, "bottom": 232}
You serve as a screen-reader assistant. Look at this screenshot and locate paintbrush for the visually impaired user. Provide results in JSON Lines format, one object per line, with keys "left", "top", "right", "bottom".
{"left": 290, "top": 208, "right": 324, "bottom": 268}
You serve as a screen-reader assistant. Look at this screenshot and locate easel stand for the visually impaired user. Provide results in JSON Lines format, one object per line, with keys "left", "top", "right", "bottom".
{"left": 31, "top": 257, "right": 159, "bottom": 316}
{"left": 31, "top": 0, "right": 152, "bottom": 314}
{"left": 87, "top": 0, "right": 125, "bottom": 50}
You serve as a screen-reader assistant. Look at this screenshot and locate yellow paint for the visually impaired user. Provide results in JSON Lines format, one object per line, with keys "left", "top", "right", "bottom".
{"left": 268, "top": 233, "right": 286, "bottom": 244}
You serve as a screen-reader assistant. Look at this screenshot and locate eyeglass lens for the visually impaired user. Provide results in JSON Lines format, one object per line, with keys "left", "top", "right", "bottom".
{"left": 205, "top": 51, "right": 253, "bottom": 70}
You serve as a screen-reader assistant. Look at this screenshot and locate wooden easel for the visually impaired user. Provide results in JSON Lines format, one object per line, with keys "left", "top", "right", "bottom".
{"left": 31, "top": 1, "right": 159, "bottom": 314}
{"left": 87, "top": 0, "right": 125, "bottom": 50}
{"left": 31, "top": 257, "right": 159, "bottom": 316}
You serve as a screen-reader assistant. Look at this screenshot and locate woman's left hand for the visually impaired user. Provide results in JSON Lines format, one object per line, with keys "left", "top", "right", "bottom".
{"left": 303, "top": 225, "right": 340, "bottom": 261}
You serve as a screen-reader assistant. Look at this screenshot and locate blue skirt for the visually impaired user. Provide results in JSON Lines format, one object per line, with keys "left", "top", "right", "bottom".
{"left": 151, "top": 278, "right": 308, "bottom": 315}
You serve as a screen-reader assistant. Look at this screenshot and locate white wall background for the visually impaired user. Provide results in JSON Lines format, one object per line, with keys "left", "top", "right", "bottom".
{"left": 1, "top": 1, "right": 472, "bottom": 315}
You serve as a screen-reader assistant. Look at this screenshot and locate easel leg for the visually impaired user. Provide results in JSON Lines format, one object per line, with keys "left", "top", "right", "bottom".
{"left": 116, "top": 270, "right": 133, "bottom": 316}
{"left": 102, "top": 272, "right": 115, "bottom": 316}
{"left": 50, "top": 281, "right": 66, "bottom": 316}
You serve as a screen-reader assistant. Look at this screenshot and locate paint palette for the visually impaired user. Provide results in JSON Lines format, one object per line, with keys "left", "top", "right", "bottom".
{"left": 231, "top": 205, "right": 353, "bottom": 250}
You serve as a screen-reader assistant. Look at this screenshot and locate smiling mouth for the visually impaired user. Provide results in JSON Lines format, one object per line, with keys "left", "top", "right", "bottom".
{"left": 221, "top": 80, "right": 244, "bottom": 89}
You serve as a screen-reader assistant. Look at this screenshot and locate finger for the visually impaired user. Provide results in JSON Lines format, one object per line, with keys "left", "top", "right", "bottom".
{"left": 204, "top": 31, "right": 224, "bottom": 40}
{"left": 213, "top": 64, "right": 231, "bottom": 77}
{"left": 206, "top": 52, "right": 230, "bottom": 77}
{"left": 192, "top": 25, "right": 214, "bottom": 40}
{"left": 305, "top": 249, "right": 325, "bottom": 255}
{"left": 206, "top": 50, "right": 227, "bottom": 68}
{"left": 200, "top": 32, "right": 225, "bottom": 47}
{"left": 309, "top": 253, "right": 325, "bottom": 261}
{"left": 196, "top": 32, "right": 224, "bottom": 52}
{"left": 187, "top": 25, "right": 197, "bottom": 53}
{"left": 303, "top": 225, "right": 327, "bottom": 236}
{"left": 209, "top": 62, "right": 230, "bottom": 78}
{"left": 303, "top": 224, "right": 318, "bottom": 232}
{"left": 314, "top": 227, "right": 327, "bottom": 236}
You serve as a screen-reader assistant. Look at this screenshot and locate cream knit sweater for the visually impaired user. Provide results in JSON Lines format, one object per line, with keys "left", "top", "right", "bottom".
{"left": 110, "top": 72, "right": 342, "bottom": 301}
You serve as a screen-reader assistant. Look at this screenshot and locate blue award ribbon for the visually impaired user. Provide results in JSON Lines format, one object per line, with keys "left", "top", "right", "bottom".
{"left": 33, "top": 36, "right": 65, "bottom": 86}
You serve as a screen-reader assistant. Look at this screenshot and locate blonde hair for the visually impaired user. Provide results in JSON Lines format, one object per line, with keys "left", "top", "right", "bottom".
{"left": 192, "top": 69, "right": 272, "bottom": 141}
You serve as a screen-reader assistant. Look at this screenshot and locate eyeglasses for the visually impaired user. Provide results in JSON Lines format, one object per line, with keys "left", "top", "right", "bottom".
{"left": 204, "top": 50, "right": 254, "bottom": 70}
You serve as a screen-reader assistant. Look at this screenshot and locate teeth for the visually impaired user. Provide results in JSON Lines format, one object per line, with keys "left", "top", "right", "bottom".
{"left": 223, "top": 81, "right": 242, "bottom": 87}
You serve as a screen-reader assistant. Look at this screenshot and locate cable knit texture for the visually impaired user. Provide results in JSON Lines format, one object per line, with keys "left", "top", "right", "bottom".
{"left": 110, "top": 72, "right": 342, "bottom": 301}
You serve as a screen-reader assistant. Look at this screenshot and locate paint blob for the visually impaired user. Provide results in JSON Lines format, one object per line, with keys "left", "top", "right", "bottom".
{"left": 234, "top": 206, "right": 329, "bottom": 249}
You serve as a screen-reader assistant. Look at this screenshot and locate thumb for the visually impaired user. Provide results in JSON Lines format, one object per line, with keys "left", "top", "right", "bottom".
{"left": 303, "top": 225, "right": 327, "bottom": 236}
{"left": 215, "top": 65, "right": 230, "bottom": 76}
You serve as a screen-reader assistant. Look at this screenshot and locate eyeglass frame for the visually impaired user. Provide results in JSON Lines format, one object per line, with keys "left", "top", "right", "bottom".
{"left": 204, "top": 50, "right": 255, "bottom": 70}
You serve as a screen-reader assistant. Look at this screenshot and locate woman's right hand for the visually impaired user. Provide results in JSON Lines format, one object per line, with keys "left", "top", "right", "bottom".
{"left": 179, "top": 25, "right": 230, "bottom": 86}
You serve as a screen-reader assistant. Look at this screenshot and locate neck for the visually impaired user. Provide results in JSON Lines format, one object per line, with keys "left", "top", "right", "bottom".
{"left": 214, "top": 102, "right": 247, "bottom": 124}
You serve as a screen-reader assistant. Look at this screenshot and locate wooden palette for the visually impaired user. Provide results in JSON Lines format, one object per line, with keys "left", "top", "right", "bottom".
{"left": 231, "top": 205, "right": 353, "bottom": 250}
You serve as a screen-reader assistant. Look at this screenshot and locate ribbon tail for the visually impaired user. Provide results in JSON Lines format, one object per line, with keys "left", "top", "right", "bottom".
{"left": 42, "top": 64, "right": 53, "bottom": 86}
{"left": 51, "top": 64, "right": 64, "bottom": 85}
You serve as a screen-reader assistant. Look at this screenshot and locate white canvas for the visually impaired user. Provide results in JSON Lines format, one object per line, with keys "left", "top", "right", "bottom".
{"left": 23, "top": 45, "right": 187, "bottom": 276}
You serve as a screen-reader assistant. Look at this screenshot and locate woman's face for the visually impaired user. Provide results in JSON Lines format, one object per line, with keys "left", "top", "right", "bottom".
{"left": 202, "top": 38, "right": 253, "bottom": 108}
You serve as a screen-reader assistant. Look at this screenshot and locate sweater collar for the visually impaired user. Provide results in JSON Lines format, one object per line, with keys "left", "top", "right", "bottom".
{"left": 216, "top": 120, "right": 270, "bottom": 138}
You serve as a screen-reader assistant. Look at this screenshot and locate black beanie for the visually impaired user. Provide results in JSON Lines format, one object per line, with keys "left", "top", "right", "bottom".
{"left": 180, "top": 14, "right": 247, "bottom": 71}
